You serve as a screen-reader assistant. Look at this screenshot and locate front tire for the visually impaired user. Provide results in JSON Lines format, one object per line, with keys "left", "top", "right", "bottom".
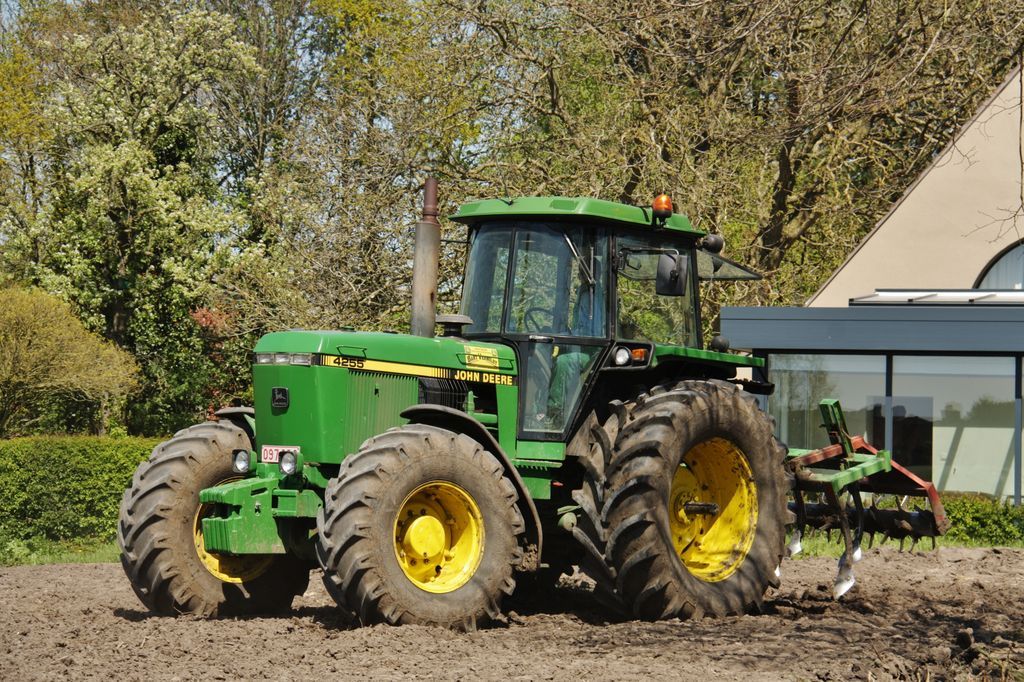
{"left": 595, "top": 380, "right": 789, "bottom": 619}
{"left": 316, "top": 424, "right": 525, "bottom": 630}
{"left": 118, "top": 422, "right": 310, "bottom": 616}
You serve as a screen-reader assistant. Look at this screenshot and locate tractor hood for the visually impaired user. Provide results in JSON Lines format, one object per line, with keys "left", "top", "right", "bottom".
{"left": 251, "top": 331, "right": 518, "bottom": 468}
{"left": 255, "top": 330, "right": 518, "bottom": 376}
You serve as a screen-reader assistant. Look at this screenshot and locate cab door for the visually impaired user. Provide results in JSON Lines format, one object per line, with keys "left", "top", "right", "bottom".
{"left": 503, "top": 224, "right": 609, "bottom": 439}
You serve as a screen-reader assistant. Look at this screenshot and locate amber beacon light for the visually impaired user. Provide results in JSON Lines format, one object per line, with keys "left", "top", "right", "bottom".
{"left": 652, "top": 194, "right": 673, "bottom": 220}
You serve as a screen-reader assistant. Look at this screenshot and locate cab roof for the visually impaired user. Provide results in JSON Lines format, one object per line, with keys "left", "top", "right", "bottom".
{"left": 451, "top": 196, "right": 704, "bottom": 236}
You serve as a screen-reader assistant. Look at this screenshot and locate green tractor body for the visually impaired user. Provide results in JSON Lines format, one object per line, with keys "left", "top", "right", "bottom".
{"left": 118, "top": 193, "right": 944, "bottom": 628}
{"left": 199, "top": 196, "right": 760, "bottom": 555}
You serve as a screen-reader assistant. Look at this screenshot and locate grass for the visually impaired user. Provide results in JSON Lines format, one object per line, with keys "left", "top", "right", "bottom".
{"left": 3, "top": 530, "right": 1022, "bottom": 568}
{"left": 0, "top": 536, "right": 119, "bottom": 567}
{"left": 5, "top": 536, "right": 1021, "bottom": 567}
{"left": 788, "top": 530, "right": 1024, "bottom": 559}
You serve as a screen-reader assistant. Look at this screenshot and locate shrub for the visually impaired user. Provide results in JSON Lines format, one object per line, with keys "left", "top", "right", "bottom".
{"left": 0, "top": 435, "right": 160, "bottom": 542}
{"left": 940, "top": 492, "right": 1024, "bottom": 545}
{"left": 0, "top": 287, "right": 138, "bottom": 437}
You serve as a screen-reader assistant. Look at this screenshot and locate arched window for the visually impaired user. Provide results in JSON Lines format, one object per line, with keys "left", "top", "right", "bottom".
{"left": 976, "top": 242, "right": 1024, "bottom": 289}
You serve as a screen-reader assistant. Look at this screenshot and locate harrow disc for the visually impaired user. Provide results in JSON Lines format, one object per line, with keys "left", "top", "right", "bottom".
{"left": 793, "top": 497, "right": 944, "bottom": 549}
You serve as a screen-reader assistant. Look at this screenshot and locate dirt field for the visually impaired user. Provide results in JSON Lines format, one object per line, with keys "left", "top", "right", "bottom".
{"left": 1, "top": 547, "right": 1021, "bottom": 681}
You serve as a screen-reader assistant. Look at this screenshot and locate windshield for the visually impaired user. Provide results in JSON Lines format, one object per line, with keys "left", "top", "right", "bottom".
{"left": 461, "top": 226, "right": 512, "bottom": 333}
{"left": 461, "top": 222, "right": 608, "bottom": 338}
{"left": 616, "top": 234, "right": 698, "bottom": 347}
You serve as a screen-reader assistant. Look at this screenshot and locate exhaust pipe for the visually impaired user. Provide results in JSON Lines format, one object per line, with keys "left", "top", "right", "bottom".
{"left": 410, "top": 177, "right": 440, "bottom": 337}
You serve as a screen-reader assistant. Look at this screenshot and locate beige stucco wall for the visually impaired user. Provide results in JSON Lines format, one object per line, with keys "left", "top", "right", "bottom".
{"left": 809, "top": 69, "right": 1024, "bottom": 307}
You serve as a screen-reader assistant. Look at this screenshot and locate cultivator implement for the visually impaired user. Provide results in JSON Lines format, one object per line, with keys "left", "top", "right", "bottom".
{"left": 786, "top": 400, "right": 948, "bottom": 598}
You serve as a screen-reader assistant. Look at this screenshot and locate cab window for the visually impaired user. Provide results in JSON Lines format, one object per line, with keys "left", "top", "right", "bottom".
{"left": 616, "top": 235, "right": 699, "bottom": 347}
{"left": 505, "top": 224, "right": 607, "bottom": 338}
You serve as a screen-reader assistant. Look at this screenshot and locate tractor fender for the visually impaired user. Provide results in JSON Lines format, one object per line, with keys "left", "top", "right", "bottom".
{"left": 214, "top": 406, "right": 256, "bottom": 444}
{"left": 400, "top": 404, "right": 542, "bottom": 571}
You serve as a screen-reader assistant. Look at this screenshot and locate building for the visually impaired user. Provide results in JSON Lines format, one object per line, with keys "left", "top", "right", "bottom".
{"left": 721, "top": 67, "right": 1024, "bottom": 502}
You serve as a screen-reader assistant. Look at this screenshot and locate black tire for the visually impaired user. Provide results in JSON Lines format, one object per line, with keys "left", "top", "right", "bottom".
{"left": 316, "top": 424, "right": 525, "bottom": 630}
{"left": 575, "top": 380, "right": 789, "bottom": 620}
{"left": 118, "top": 421, "right": 310, "bottom": 617}
{"left": 569, "top": 408, "right": 628, "bottom": 615}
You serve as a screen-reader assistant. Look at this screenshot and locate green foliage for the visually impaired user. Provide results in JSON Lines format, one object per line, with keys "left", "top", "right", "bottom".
{"left": 3, "top": 0, "right": 1024, "bottom": 437}
{"left": 0, "top": 287, "right": 138, "bottom": 437}
{"left": 0, "top": 435, "right": 159, "bottom": 543}
{"left": 0, "top": 535, "right": 119, "bottom": 567}
{"left": 1, "top": 7, "right": 262, "bottom": 434}
{"left": 0, "top": 44, "right": 47, "bottom": 150}
{"left": 942, "top": 493, "right": 1024, "bottom": 546}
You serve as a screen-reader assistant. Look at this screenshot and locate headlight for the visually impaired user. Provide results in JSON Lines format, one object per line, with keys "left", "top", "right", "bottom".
{"left": 232, "top": 449, "right": 251, "bottom": 474}
{"left": 254, "top": 352, "right": 314, "bottom": 366}
{"left": 613, "top": 346, "right": 631, "bottom": 366}
{"left": 280, "top": 450, "right": 298, "bottom": 476}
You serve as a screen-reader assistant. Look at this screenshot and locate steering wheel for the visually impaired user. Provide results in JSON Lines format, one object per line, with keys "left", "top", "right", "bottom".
{"left": 523, "top": 306, "right": 555, "bottom": 333}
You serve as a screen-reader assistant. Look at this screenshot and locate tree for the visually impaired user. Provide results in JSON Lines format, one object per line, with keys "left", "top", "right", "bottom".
{"left": 452, "top": 0, "right": 1024, "bottom": 309}
{"left": 206, "top": 0, "right": 331, "bottom": 230}
{"left": 218, "top": 0, "right": 1024, "bottom": 344}
{"left": 213, "top": 0, "right": 496, "bottom": 335}
{"left": 3, "top": 0, "right": 1024, "bottom": 437}
{"left": 0, "top": 287, "right": 137, "bottom": 437}
{"left": 3, "top": 6, "right": 260, "bottom": 433}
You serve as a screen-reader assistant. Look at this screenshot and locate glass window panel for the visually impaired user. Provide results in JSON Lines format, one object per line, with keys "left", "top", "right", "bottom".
{"left": 521, "top": 342, "right": 602, "bottom": 433}
{"left": 616, "top": 235, "right": 698, "bottom": 347}
{"left": 461, "top": 227, "right": 512, "bottom": 333}
{"left": 508, "top": 228, "right": 564, "bottom": 334}
{"left": 977, "top": 243, "right": 1024, "bottom": 290}
{"left": 507, "top": 225, "right": 608, "bottom": 337}
{"left": 768, "top": 354, "right": 885, "bottom": 450}
{"left": 893, "top": 356, "right": 1015, "bottom": 498}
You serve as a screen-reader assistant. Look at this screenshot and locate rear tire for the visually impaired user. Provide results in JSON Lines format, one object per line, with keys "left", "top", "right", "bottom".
{"left": 569, "top": 409, "right": 628, "bottom": 615}
{"left": 316, "top": 424, "right": 525, "bottom": 630}
{"left": 118, "top": 422, "right": 309, "bottom": 616}
{"left": 575, "top": 380, "right": 788, "bottom": 619}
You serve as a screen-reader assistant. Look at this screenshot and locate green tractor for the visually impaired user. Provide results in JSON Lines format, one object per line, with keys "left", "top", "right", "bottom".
{"left": 118, "top": 185, "right": 944, "bottom": 628}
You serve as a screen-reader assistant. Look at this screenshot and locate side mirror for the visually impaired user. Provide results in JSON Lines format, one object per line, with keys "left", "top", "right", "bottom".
{"left": 656, "top": 253, "right": 689, "bottom": 296}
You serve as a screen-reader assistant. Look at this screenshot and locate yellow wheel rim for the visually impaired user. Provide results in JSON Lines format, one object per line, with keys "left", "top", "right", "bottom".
{"left": 192, "top": 477, "right": 273, "bottom": 584}
{"left": 393, "top": 481, "right": 484, "bottom": 593}
{"left": 669, "top": 437, "right": 758, "bottom": 582}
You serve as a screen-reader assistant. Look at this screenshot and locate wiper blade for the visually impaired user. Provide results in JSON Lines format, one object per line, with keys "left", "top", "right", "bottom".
{"left": 563, "top": 233, "right": 595, "bottom": 286}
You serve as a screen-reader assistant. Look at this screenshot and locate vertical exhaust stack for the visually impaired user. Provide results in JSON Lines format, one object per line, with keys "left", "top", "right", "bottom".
{"left": 410, "top": 177, "right": 440, "bottom": 337}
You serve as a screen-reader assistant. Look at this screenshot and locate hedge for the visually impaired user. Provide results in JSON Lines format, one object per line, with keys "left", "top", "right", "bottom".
{"left": 940, "top": 492, "right": 1024, "bottom": 545}
{"left": 0, "top": 436, "right": 161, "bottom": 542}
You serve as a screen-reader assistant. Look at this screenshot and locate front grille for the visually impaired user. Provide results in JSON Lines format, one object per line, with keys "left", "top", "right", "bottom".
{"left": 418, "top": 378, "right": 470, "bottom": 410}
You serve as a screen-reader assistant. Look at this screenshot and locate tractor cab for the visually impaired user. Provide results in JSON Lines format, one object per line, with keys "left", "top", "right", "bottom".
{"left": 451, "top": 196, "right": 757, "bottom": 441}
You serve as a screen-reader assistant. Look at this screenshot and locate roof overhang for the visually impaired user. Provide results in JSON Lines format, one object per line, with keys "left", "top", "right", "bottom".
{"left": 721, "top": 302, "right": 1024, "bottom": 353}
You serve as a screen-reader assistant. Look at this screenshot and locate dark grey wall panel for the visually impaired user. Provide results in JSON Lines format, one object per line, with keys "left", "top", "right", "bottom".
{"left": 721, "top": 306, "right": 1024, "bottom": 353}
